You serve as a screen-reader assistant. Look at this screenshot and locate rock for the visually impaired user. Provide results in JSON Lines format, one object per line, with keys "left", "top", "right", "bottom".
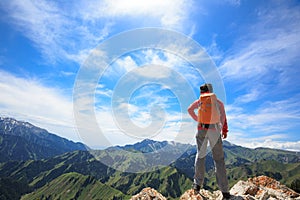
{"left": 230, "top": 175, "right": 300, "bottom": 200}
{"left": 230, "top": 180, "right": 259, "bottom": 196}
{"left": 130, "top": 187, "right": 167, "bottom": 200}
{"left": 131, "top": 176, "right": 300, "bottom": 200}
{"left": 179, "top": 189, "right": 207, "bottom": 200}
{"left": 180, "top": 189, "right": 253, "bottom": 200}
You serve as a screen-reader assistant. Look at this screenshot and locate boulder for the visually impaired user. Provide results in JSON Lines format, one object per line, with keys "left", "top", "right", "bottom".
{"left": 130, "top": 187, "right": 167, "bottom": 200}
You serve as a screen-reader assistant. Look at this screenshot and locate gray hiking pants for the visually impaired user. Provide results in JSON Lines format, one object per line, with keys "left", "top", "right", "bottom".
{"left": 194, "top": 128, "right": 229, "bottom": 193}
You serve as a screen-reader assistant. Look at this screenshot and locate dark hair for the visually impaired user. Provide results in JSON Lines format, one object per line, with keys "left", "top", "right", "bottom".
{"left": 200, "top": 83, "right": 213, "bottom": 93}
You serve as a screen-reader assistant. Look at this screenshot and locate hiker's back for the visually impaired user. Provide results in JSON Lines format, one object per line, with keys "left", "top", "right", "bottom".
{"left": 198, "top": 93, "right": 220, "bottom": 124}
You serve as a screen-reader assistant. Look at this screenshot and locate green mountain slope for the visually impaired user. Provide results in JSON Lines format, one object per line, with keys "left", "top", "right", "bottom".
{"left": 224, "top": 141, "right": 300, "bottom": 165}
{"left": 21, "top": 172, "right": 129, "bottom": 200}
{"left": 0, "top": 150, "right": 192, "bottom": 199}
{"left": 0, "top": 150, "right": 115, "bottom": 189}
{"left": 1, "top": 134, "right": 300, "bottom": 199}
{"left": 106, "top": 166, "right": 192, "bottom": 199}
{"left": 96, "top": 140, "right": 193, "bottom": 173}
{"left": 204, "top": 159, "right": 300, "bottom": 192}
{"left": 0, "top": 177, "right": 31, "bottom": 200}
{"left": 172, "top": 140, "right": 300, "bottom": 180}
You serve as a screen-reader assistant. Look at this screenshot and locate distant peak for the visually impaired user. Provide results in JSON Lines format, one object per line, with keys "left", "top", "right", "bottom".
{"left": 140, "top": 138, "right": 157, "bottom": 143}
{"left": 0, "top": 116, "right": 34, "bottom": 129}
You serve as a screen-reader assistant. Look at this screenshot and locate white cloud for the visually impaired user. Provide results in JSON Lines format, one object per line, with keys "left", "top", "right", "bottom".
{"left": 219, "top": 2, "right": 300, "bottom": 83}
{"left": 234, "top": 89, "right": 259, "bottom": 104}
{"left": 225, "top": 0, "right": 241, "bottom": 7}
{"left": 1, "top": 0, "right": 195, "bottom": 64}
{"left": 4, "top": 0, "right": 300, "bottom": 152}
{"left": 77, "top": 47, "right": 201, "bottom": 147}
{"left": 228, "top": 132, "right": 300, "bottom": 152}
{"left": 115, "top": 56, "right": 138, "bottom": 72}
{"left": 1, "top": 0, "right": 110, "bottom": 64}
{"left": 95, "top": 85, "right": 113, "bottom": 98}
{"left": 92, "top": 105, "right": 195, "bottom": 148}
{"left": 81, "top": 80, "right": 197, "bottom": 147}
{"left": 0, "top": 70, "right": 79, "bottom": 141}
{"left": 216, "top": 2, "right": 300, "bottom": 151}
{"left": 109, "top": 49, "right": 204, "bottom": 90}
{"left": 111, "top": 49, "right": 191, "bottom": 79}
{"left": 78, "top": 0, "right": 193, "bottom": 28}
{"left": 226, "top": 96, "right": 300, "bottom": 152}
{"left": 2, "top": 0, "right": 67, "bottom": 62}
{"left": 227, "top": 96, "right": 300, "bottom": 137}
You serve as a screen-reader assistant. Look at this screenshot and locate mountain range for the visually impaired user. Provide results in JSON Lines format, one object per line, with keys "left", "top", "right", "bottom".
{"left": 0, "top": 117, "right": 87, "bottom": 162}
{"left": 0, "top": 117, "right": 299, "bottom": 199}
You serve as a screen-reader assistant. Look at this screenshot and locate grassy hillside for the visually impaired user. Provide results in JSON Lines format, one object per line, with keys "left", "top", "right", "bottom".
{"left": 1, "top": 139, "right": 299, "bottom": 198}
{"left": 0, "top": 151, "right": 192, "bottom": 199}
{"left": 173, "top": 141, "right": 300, "bottom": 181}
{"left": 21, "top": 172, "right": 129, "bottom": 200}
{"left": 106, "top": 166, "right": 192, "bottom": 199}
{"left": 0, "top": 177, "right": 31, "bottom": 200}
{"left": 204, "top": 160, "right": 300, "bottom": 192}
{"left": 224, "top": 142, "right": 300, "bottom": 165}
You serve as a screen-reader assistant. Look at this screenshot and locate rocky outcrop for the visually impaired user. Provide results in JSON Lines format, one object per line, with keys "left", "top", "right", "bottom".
{"left": 180, "top": 189, "right": 222, "bottom": 200}
{"left": 132, "top": 176, "right": 300, "bottom": 200}
{"left": 130, "top": 187, "right": 167, "bottom": 200}
{"left": 230, "top": 175, "right": 300, "bottom": 200}
{"left": 180, "top": 176, "right": 300, "bottom": 199}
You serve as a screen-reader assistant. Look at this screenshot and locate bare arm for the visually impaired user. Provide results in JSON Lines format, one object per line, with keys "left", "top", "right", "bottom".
{"left": 187, "top": 99, "right": 200, "bottom": 121}
{"left": 217, "top": 99, "right": 228, "bottom": 138}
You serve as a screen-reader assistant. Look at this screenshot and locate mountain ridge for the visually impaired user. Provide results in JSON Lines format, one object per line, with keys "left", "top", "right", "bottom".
{"left": 1, "top": 141, "right": 299, "bottom": 198}
{"left": 21, "top": 172, "right": 129, "bottom": 200}
{"left": 0, "top": 117, "right": 88, "bottom": 161}
{"left": 1, "top": 117, "right": 300, "bottom": 199}
{"left": 21, "top": 174, "right": 300, "bottom": 200}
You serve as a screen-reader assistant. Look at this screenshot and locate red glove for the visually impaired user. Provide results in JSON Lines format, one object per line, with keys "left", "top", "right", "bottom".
{"left": 222, "top": 131, "right": 227, "bottom": 139}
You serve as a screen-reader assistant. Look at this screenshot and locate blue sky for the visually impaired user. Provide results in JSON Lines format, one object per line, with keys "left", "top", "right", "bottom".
{"left": 0, "top": 0, "right": 300, "bottom": 150}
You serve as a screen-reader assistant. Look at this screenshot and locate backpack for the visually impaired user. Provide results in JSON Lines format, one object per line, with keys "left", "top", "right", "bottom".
{"left": 197, "top": 93, "right": 220, "bottom": 124}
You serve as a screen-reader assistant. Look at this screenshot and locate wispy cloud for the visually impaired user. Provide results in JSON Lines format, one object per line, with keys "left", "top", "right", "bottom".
{"left": 227, "top": 96, "right": 300, "bottom": 132}
{"left": 219, "top": 2, "right": 300, "bottom": 85}
{"left": 87, "top": 48, "right": 200, "bottom": 147}
{"left": 92, "top": 105, "right": 195, "bottom": 148}
{"left": 227, "top": 95, "right": 300, "bottom": 151}
{"left": 229, "top": 133, "right": 300, "bottom": 152}
{"left": 0, "top": 70, "right": 78, "bottom": 141}
{"left": 103, "top": 48, "right": 204, "bottom": 91}
{"left": 225, "top": 0, "right": 241, "bottom": 7}
{"left": 1, "top": 0, "right": 195, "bottom": 64}
{"left": 0, "top": 0, "right": 109, "bottom": 64}
{"left": 2, "top": 0, "right": 300, "bottom": 151}
{"left": 215, "top": 2, "right": 300, "bottom": 150}
{"left": 234, "top": 89, "right": 260, "bottom": 104}
{"left": 77, "top": 0, "right": 194, "bottom": 29}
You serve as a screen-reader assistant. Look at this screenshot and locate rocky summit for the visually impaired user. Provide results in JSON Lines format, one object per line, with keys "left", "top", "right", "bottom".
{"left": 130, "top": 187, "right": 167, "bottom": 200}
{"left": 230, "top": 176, "right": 300, "bottom": 200}
{"left": 132, "top": 176, "right": 300, "bottom": 200}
